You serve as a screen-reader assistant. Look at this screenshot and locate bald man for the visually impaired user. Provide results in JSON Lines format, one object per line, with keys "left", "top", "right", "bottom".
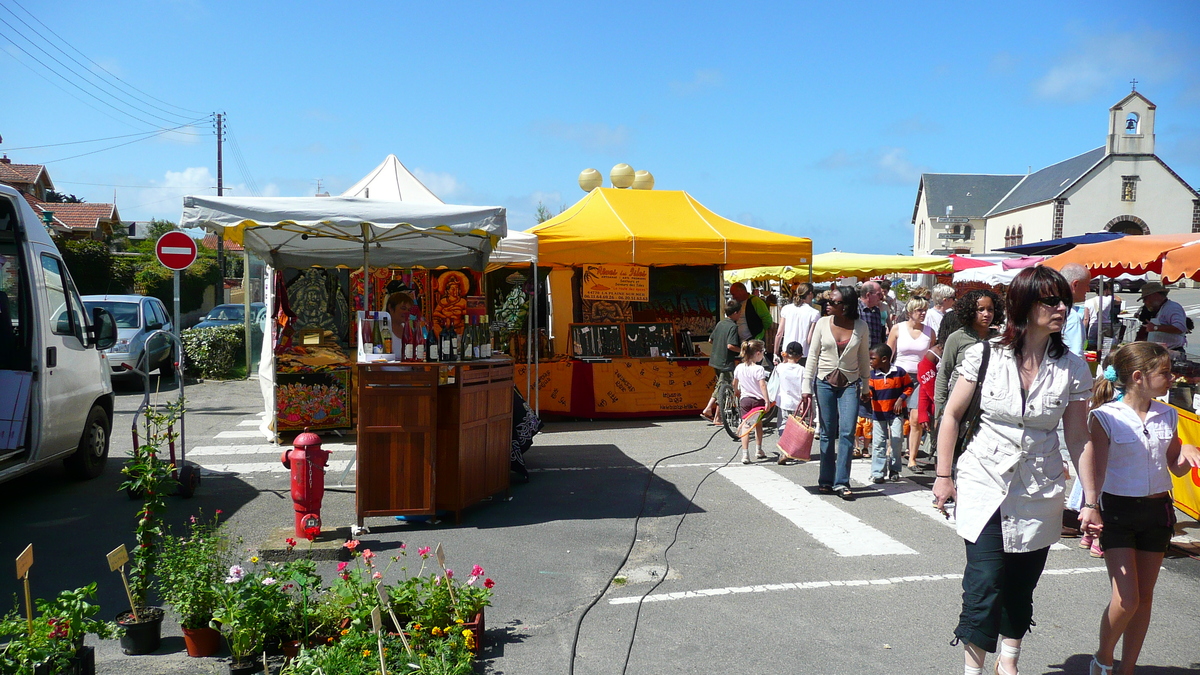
{"left": 729, "top": 282, "right": 774, "bottom": 342}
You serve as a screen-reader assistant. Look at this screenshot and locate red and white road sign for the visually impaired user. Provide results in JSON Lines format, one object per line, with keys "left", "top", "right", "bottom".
{"left": 155, "top": 231, "right": 198, "bottom": 271}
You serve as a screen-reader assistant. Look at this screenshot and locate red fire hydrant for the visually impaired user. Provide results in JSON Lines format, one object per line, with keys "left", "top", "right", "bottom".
{"left": 281, "top": 429, "right": 330, "bottom": 540}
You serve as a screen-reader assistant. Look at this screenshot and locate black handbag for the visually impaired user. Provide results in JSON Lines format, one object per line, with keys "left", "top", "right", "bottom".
{"left": 954, "top": 341, "right": 991, "bottom": 459}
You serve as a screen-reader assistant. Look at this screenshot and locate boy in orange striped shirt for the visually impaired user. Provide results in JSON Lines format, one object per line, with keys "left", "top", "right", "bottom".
{"left": 867, "top": 344, "right": 914, "bottom": 484}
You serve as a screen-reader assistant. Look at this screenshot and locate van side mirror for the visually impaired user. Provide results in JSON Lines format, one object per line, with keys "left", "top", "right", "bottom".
{"left": 92, "top": 307, "right": 118, "bottom": 350}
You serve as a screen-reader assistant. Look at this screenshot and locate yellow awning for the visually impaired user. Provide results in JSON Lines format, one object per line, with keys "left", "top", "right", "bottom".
{"left": 527, "top": 188, "right": 811, "bottom": 267}
{"left": 809, "top": 252, "right": 953, "bottom": 282}
{"left": 724, "top": 266, "right": 807, "bottom": 283}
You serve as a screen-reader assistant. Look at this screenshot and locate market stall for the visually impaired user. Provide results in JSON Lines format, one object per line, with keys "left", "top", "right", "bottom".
{"left": 523, "top": 187, "right": 812, "bottom": 417}
{"left": 180, "top": 194, "right": 515, "bottom": 525}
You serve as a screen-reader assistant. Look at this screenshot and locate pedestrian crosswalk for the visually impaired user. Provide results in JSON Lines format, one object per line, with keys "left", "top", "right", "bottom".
{"left": 184, "top": 413, "right": 356, "bottom": 478}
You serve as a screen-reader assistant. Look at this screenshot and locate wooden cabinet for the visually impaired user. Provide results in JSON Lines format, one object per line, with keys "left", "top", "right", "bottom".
{"left": 355, "top": 358, "right": 513, "bottom": 526}
{"left": 436, "top": 360, "right": 513, "bottom": 521}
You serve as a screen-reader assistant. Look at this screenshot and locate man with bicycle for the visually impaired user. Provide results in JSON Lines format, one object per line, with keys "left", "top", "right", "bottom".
{"left": 701, "top": 299, "right": 744, "bottom": 423}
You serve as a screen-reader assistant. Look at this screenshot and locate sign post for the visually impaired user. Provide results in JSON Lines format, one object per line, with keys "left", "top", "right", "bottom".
{"left": 15, "top": 544, "right": 33, "bottom": 635}
{"left": 155, "top": 231, "right": 199, "bottom": 336}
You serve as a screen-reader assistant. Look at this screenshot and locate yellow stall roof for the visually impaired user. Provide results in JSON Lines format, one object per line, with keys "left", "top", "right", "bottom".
{"left": 809, "top": 251, "right": 952, "bottom": 282}
{"left": 527, "top": 188, "right": 811, "bottom": 267}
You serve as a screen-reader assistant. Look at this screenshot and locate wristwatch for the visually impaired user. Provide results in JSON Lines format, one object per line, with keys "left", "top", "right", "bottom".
{"left": 1082, "top": 503, "right": 1100, "bottom": 510}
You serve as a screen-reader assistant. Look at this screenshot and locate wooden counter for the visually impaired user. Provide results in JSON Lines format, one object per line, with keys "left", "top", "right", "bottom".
{"left": 355, "top": 358, "right": 513, "bottom": 526}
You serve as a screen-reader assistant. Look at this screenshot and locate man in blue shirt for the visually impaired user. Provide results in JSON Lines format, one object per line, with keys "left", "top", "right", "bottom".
{"left": 1060, "top": 263, "right": 1091, "bottom": 357}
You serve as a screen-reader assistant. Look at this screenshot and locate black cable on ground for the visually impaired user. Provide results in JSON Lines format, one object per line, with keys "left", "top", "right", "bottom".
{"left": 567, "top": 426, "right": 726, "bottom": 675}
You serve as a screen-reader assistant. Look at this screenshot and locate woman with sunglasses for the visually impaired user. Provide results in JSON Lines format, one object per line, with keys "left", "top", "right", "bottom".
{"left": 933, "top": 267, "right": 1093, "bottom": 675}
{"left": 801, "top": 285, "right": 871, "bottom": 500}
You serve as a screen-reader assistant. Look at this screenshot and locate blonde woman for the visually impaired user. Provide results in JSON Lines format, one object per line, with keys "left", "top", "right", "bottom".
{"left": 887, "top": 298, "right": 935, "bottom": 473}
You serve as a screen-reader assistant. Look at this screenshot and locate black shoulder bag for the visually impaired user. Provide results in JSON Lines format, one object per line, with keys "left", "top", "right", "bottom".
{"left": 954, "top": 341, "right": 991, "bottom": 459}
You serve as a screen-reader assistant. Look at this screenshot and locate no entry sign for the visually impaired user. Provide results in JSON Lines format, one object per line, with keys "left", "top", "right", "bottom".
{"left": 155, "top": 231, "right": 198, "bottom": 271}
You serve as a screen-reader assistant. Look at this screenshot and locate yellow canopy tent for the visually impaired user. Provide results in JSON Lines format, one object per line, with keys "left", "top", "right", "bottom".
{"left": 527, "top": 188, "right": 812, "bottom": 266}
{"left": 808, "top": 251, "right": 953, "bottom": 282}
{"left": 724, "top": 266, "right": 803, "bottom": 283}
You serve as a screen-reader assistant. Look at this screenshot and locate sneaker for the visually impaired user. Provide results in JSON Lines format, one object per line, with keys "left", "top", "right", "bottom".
{"left": 1089, "top": 539, "right": 1104, "bottom": 558}
{"left": 871, "top": 475, "right": 885, "bottom": 484}
{"left": 1079, "top": 534, "right": 1093, "bottom": 550}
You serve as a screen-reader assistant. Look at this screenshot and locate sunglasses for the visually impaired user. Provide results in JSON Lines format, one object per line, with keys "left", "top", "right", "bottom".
{"left": 1035, "top": 296, "right": 1068, "bottom": 308}
{"left": 828, "top": 300, "right": 846, "bottom": 306}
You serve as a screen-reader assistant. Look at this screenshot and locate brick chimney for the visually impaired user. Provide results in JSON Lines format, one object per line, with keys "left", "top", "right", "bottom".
{"left": 0, "top": 155, "right": 10, "bottom": 164}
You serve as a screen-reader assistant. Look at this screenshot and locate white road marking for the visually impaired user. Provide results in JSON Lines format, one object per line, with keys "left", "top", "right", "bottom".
{"left": 848, "top": 461, "right": 1070, "bottom": 550}
{"left": 608, "top": 566, "right": 1108, "bottom": 605}
{"left": 214, "top": 430, "right": 270, "bottom": 439}
{"left": 190, "top": 443, "right": 356, "bottom": 457}
{"left": 718, "top": 465, "right": 917, "bottom": 557}
{"left": 237, "top": 420, "right": 261, "bottom": 427}
{"left": 201, "top": 459, "right": 352, "bottom": 476}
{"left": 529, "top": 461, "right": 724, "bottom": 472}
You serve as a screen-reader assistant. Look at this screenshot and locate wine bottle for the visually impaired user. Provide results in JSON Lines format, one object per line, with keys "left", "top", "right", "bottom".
{"left": 414, "top": 319, "right": 426, "bottom": 362}
{"left": 450, "top": 323, "right": 460, "bottom": 361}
{"left": 471, "top": 317, "right": 482, "bottom": 359}
{"left": 403, "top": 320, "right": 415, "bottom": 361}
{"left": 428, "top": 325, "right": 440, "bottom": 362}
{"left": 380, "top": 315, "right": 393, "bottom": 355}
{"left": 462, "top": 318, "right": 474, "bottom": 362}
{"left": 443, "top": 323, "right": 456, "bottom": 362}
{"left": 371, "top": 312, "right": 384, "bottom": 354}
{"left": 481, "top": 316, "right": 492, "bottom": 358}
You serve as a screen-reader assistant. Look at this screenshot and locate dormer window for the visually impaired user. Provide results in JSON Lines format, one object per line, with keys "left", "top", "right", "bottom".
{"left": 1125, "top": 113, "right": 1139, "bottom": 135}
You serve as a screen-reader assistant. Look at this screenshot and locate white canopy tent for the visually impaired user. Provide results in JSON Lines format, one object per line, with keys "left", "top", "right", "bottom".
{"left": 340, "top": 154, "right": 443, "bottom": 204}
{"left": 952, "top": 264, "right": 1020, "bottom": 286}
{"left": 179, "top": 195, "right": 508, "bottom": 440}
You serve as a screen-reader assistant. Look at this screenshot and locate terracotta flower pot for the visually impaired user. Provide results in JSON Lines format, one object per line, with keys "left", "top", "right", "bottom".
{"left": 181, "top": 625, "right": 221, "bottom": 657}
{"left": 281, "top": 639, "right": 300, "bottom": 659}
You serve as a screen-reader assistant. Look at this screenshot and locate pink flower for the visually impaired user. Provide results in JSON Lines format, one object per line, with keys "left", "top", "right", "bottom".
{"left": 372, "top": 572, "right": 382, "bottom": 580}
{"left": 216, "top": 509, "right": 224, "bottom": 515}
{"left": 433, "top": 576, "right": 441, "bottom": 585}
{"left": 224, "top": 565, "right": 246, "bottom": 583}
{"left": 341, "top": 572, "right": 350, "bottom": 581}
{"left": 418, "top": 546, "right": 431, "bottom": 558}
{"left": 362, "top": 549, "right": 376, "bottom": 560}
{"left": 337, "top": 562, "right": 348, "bottom": 572}
{"left": 471, "top": 565, "right": 484, "bottom": 576}
{"left": 344, "top": 540, "right": 360, "bottom": 551}
{"left": 483, "top": 578, "right": 495, "bottom": 589}
{"left": 399, "top": 543, "right": 406, "bottom": 550}
{"left": 466, "top": 575, "right": 478, "bottom": 586}
{"left": 445, "top": 569, "right": 454, "bottom": 579}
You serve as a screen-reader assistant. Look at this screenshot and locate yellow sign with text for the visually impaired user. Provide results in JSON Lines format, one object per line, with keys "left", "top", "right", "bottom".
{"left": 514, "top": 362, "right": 573, "bottom": 414}
{"left": 591, "top": 359, "right": 715, "bottom": 413}
{"left": 581, "top": 264, "right": 649, "bottom": 302}
{"left": 1169, "top": 406, "right": 1200, "bottom": 519}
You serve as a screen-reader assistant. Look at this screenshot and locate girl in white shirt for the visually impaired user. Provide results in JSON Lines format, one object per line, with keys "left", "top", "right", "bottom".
{"left": 733, "top": 339, "right": 769, "bottom": 464}
{"left": 1078, "top": 342, "right": 1200, "bottom": 675}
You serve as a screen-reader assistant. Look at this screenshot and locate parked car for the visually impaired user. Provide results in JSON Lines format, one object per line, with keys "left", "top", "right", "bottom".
{"left": 0, "top": 183, "right": 118, "bottom": 484}
{"left": 82, "top": 294, "right": 175, "bottom": 379}
{"left": 193, "top": 302, "right": 265, "bottom": 331}
{"left": 1090, "top": 274, "right": 1147, "bottom": 294}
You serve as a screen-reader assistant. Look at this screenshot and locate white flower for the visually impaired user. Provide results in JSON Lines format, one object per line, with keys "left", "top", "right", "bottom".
{"left": 224, "top": 565, "right": 246, "bottom": 583}
{"left": 466, "top": 575, "right": 478, "bottom": 586}
{"left": 262, "top": 577, "right": 277, "bottom": 586}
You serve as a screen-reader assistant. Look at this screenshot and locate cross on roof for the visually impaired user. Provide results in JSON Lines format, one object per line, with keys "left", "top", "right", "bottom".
{"left": 1131, "top": 78, "right": 1138, "bottom": 91}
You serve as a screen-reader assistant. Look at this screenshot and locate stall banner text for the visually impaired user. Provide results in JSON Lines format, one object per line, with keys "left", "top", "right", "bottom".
{"left": 1169, "top": 406, "right": 1200, "bottom": 519}
{"left": 581, "top": 264, "right": 649, "bottom": 302}
{"left": 591, "top": 359, "right": 714, "bottom": 413}
{"left": 514, "top": 362, "right": 572, "bottom": 413}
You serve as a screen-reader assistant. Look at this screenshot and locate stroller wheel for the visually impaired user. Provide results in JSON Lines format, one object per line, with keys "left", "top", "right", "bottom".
{"left": 177, "top": 464, "right": 200, "bottom": 498}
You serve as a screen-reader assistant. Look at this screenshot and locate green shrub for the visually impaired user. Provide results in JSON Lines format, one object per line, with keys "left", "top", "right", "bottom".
{"left": 182, "top": 325, "right": 244, "bottom": 379}
{"left": 137, "top": 257, "right": 221, "bottom": 314}
{"left": 55, "top": 237, "right": 120, "bottom": 295}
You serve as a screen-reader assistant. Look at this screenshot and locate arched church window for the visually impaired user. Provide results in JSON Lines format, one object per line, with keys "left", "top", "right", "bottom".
{"left": 1016, "top": 226, "right": 1023, "bottom": 245}
{"left": 1125, "top": 113, "right": 1139, "bottom": 135}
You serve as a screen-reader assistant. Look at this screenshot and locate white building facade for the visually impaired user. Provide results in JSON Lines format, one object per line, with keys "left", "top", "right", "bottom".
{"left": 912, "top": 92, "right": 1200, "bottom": 256}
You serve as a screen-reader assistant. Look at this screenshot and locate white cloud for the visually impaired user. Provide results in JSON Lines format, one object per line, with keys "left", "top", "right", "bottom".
{"left": 670, "top": 69, "right": 724, "bottom": 96}
{"left": 532, "top": 120, "right": 630, "bottom": 154}
{"left": 115, "top": 167, "right": 265, "bottom": 222}
{"left": 412, "top": 168, "right": 462, "bottom": 199}
{"left": 874, "top": 147, "right": 927, "bottom": 186}
{"left": 816, "top": 149, "right": 862, "bottom": 170}
{"left": 1034, "top": 29, "right": 1182, "bottom": 104}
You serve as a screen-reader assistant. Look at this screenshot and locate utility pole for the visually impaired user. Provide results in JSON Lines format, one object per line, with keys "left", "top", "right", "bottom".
{"left": 215, "top": 112, "right": 226, "bottom": 304}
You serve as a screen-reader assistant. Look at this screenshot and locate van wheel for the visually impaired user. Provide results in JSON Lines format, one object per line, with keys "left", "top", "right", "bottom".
{"left": 65, "top": 405, "right": 110, "bottom": 480}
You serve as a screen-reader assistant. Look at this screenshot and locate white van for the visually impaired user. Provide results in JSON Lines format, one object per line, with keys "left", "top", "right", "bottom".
{"left": 0, "top": 183, "right": 118, "bottom": 483}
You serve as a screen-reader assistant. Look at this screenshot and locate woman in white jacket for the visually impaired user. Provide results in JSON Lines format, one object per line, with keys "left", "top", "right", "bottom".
{"left": 933, "top": 266, "right": 1093, "bottom": 675}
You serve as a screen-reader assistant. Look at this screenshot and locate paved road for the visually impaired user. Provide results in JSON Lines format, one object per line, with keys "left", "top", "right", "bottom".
{"left": 2, "top": 372, "right": 1199, "bottom": 674}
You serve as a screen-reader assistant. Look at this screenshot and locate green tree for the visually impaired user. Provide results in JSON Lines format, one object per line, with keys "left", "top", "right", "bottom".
{"left": 535, "top": 202, "right": 553, "bottom": 224}
{"left": 145, "top": 219, "right": 177, "bottom": 241}
{"left": 43, "top": 189, "right": 84, "bottom": 203}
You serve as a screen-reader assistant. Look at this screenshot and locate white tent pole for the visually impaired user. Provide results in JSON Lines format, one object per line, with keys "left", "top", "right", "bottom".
{"left": 362, "top": 224, "right": 372, "bottom": 313}
{"left": 530, "top": 263, "right": 538, "bottom": 414}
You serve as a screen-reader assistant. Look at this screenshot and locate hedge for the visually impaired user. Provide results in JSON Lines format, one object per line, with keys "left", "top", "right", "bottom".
{"left": 137, "top": 257, "right": 221, "bottom": 314}
{"left": 181, "top": 325, "right": 244, "bottom": 379}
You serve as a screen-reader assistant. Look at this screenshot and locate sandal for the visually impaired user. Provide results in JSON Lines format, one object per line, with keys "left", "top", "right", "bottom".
{"left": 836, "top": 487, "right": 855, "bottom": 501}
{"left": 1089, "top": 655, "right": 1113, "bottom": 675}
{"left": 817, "top": 485, "right": 835, "bottom": 495}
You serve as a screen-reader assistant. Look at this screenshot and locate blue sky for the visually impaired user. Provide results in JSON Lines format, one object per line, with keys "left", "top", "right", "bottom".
{"left": 2, "top": 1, "right": 1198, "bottom": 255}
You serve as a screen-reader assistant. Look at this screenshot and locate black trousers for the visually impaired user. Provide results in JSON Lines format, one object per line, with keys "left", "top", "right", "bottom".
{"left": 955, "top": 510, "right": 1050, "bottom": 653}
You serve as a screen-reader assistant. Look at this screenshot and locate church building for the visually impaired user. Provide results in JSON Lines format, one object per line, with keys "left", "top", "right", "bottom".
{"left": 911, "top": 91, "right": 1200, "bottom": 256}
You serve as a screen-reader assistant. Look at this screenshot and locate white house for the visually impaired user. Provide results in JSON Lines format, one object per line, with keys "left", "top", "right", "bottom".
{"left": 912, "top": 91, "right": 1200, "bottom": 256}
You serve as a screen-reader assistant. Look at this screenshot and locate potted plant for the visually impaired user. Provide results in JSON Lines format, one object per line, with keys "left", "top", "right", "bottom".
{"left": 212, "top": 557, "right": 293, "bottom": 674}
{"left": 158, "top": 511, "right": 227, "bottom": 657}
{"left": 386, "top": 545, "right": 494, "bottom": 656}
{"left": 0, "top": 584, "right": 122, "bottom": 675}
{"left": 115, "top": 404, "right": 179, "bottom": 655}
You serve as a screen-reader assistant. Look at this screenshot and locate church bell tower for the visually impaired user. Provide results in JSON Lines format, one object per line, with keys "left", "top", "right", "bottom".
{"left": 1107, "top": 87, "right": 1156, "bottom": 155}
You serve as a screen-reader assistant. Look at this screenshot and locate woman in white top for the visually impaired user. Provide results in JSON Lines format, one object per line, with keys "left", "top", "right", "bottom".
{"left": 774, "top": 283, "right": 821, "bottom": 365}
{"left": 1078, "top": 342, "right": 1200, "bottom": 675}
{"left": 887, "top": 297, "right": 935, "bottom": 473}
{"left": 933, "top": 267, "right": 1093, "bottom": 675}
{"left": 800, "top": 285, "right": 872, "bottom": 500}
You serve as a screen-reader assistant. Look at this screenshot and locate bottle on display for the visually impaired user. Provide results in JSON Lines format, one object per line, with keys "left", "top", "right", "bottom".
{"left": 414, "top": 318, "right": 427, "bottom": 362}
{"left": 449, "top": 323, "right": 460, "bottom": 361}
{"left": 371, "top": 312, "right": 384, "bottom": 354}
{"left": 428, "top": 325, "right": 440, "bottom": 362}
{"left": 461, "top": 318, "right": 474, "bottom": 361}
{"left": 471, "top": 317, "right": 482, "bottom": 359}
{"left": 403, "top": 320, "right": 416, "bottom": 361}
{"left": 380, "top": 314, "right": 393, "bottom": 355}
{"left": 481, "top": 316, "right": 492, "bottom": 358}
{"left": 442, "top": 323, "right": 456, "bottom": 362}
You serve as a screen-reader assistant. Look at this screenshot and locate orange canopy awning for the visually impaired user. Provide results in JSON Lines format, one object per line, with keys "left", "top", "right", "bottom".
{"left": 1043, "top": 233, "right": 1200, "bottom": 277}
{"left": 526, "top": 188, "right": 812, "bottom": 267}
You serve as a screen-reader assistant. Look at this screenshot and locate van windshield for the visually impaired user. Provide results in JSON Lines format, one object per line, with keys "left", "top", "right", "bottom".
{"left": 82, "top": 301, "right": 140, "bottom": 329}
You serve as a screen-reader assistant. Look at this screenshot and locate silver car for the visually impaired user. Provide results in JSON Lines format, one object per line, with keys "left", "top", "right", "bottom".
{"left": 81, "top": 294, "right": 175, "bottom": 379}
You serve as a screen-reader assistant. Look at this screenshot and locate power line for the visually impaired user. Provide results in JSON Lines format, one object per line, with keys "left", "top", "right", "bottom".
{"left": 3, "top": 128, "right": 205, "bottom": 152}
{"left": 56, "top": 180, "right": 194, "bottom": 189}
{"left": 0, "top": 1, "right": 204, "bottom": 122}
{"left": 41, "top": 122, "right": 207, "bottom": 164}
{"left": 226, "top": 123, "right": 261, "bottom": 197}
{"left": 0, "top": 15, "right": 198, "bottom": 128}
{"left": 5, "top": 0, "right": 208, "bottom": 117}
